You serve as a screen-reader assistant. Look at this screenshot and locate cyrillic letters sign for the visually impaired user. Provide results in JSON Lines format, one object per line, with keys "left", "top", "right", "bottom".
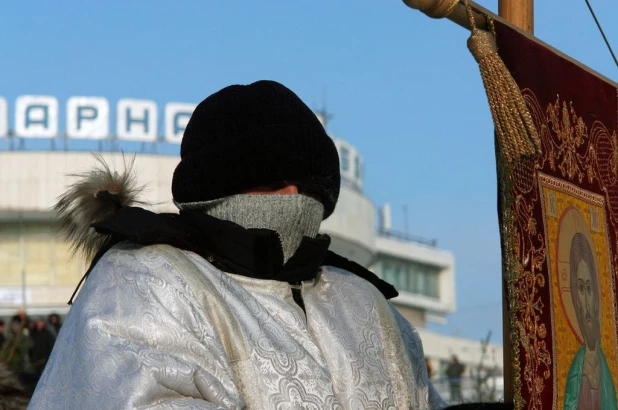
{"left": 0, "top": 95, "right": 196, "bottom": 143}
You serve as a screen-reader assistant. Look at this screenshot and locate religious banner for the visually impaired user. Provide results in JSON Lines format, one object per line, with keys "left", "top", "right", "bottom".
{"left": 492, "top": 19, "right": 618, "bottom": 410}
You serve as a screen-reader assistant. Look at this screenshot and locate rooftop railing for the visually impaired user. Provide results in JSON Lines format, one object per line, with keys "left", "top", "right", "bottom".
{"left": 377, "top": 228, "right": 438, "bottom": 247}
{"left": 0, "top": 134, "right": 180, "bottom": 156}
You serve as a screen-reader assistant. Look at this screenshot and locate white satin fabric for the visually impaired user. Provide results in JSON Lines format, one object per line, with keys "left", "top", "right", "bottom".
{"left": 29, "top": 242, "right": 446, "bottom": 409}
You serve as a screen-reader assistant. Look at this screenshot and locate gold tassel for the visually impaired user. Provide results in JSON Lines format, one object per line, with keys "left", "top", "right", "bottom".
{"left": 463, "top": 0, "right": 541, "bottom": 163}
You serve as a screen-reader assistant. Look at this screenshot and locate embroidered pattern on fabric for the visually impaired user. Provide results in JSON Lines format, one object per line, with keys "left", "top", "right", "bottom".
{"left": 505, "top": 90, "right": 618, "bottom": 409}
{"left": 29, "top": 244, "right": 446, "bottom": 409}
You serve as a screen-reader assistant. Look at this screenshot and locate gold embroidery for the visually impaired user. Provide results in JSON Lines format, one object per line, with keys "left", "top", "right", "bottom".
{"left": 547, "top": 99, "right": 588, "bottom": 183}
{"left": 503, "top": 90, "right": 618, "bottom": 409}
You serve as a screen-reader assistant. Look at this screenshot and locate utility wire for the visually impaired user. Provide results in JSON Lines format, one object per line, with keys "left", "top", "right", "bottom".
{"left": 584, "top": 0, "right": 618, "bottom": 70}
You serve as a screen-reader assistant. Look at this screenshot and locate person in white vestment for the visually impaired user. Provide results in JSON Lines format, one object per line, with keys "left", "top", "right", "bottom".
{"left": 28, "top": 80, "right": 448, "bottom": 409}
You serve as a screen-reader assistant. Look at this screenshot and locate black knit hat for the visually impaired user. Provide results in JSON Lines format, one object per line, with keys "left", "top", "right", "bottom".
{"left": 172, "top": 80, "right": 340, "bottom": 218}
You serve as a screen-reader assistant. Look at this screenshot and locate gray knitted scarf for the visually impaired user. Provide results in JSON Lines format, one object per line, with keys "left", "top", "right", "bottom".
{"left": 200, "top": 194, "right": 324, "bottom": 263}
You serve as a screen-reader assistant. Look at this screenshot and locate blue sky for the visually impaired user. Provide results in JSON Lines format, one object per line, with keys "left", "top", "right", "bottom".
{"left": 1, "top": 1, "right": 617, "bottom": 344}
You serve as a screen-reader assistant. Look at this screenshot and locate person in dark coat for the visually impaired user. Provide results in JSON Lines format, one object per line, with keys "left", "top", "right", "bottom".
{"left": 47, "top": 314, "right": 62, "bottom": 337}
{"left": 0, "top": 315, "right": 31, "bottom": 374}
{"left": 29, "top": 318, "right": 56, "bottom": 375}
{"left": 0, "top": 319, "right": 6, "bottom": 350}
{"left": 446, "top": 355, "right": 466, "bottom": 403}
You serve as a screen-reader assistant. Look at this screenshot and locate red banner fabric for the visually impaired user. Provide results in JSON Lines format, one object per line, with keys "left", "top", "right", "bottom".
{"left": 493, "top": 20, "right": 618, "bottom": 409}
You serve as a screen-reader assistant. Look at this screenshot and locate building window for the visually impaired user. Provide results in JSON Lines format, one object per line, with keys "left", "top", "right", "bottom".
{"left": 340, "top": 147, "right": 349, "bottom": 172}
{"left": 354, "top": 155, "right": 361, "bottom": 180}
{"left": 383, "top": 263, "right": 398, "bottom": 287}
{"left": 427, "top": 272, "right": 439, "bottom": 298}
{"left": 396, "top": 265, "right": 407, "bottom": 290}
{"left": 407, "top": 265, "right": 418, "bottom": 294}
{"left": 416, "top": 270, "right": 427, "bottom": 295}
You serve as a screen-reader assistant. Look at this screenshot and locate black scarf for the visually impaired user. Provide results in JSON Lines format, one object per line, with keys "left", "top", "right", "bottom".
{"left": 68, "top": 207, "right": 398, "bottom": 304}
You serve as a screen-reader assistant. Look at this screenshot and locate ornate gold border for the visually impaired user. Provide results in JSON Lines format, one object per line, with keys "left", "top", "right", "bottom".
{"left": 538, "top": 174, "right": 605, "bottom": 207}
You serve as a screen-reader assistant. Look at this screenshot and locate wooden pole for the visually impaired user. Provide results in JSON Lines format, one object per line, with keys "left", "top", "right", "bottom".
{"left": 403, "top": 0, "right": 487, "bottom": 30}
{"left": 499, "top": 0, "right": 534, "bottom": 34}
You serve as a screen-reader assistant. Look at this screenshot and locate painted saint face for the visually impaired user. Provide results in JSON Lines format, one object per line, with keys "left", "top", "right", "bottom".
{"left": 576, "top": 260, "right": 599, "bottom": 348}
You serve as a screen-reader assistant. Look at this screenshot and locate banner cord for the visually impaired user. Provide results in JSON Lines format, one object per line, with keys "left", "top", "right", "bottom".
{"left": 583, "top": 0, "right": 618, "bottom": 70}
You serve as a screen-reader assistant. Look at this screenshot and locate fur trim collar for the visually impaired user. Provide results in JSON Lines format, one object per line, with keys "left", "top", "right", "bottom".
{"left": 54, "top": 154, "right": 146, "bottom": 262}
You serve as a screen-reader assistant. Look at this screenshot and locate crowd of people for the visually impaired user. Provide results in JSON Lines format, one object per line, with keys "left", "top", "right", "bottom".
{"left": 0, "top": 310, "right": 62, "bottom": 391}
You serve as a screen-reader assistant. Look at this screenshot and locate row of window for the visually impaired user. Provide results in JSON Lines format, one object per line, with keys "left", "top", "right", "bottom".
{"left": 380, "top": 258, "right": 440, "bottom": 299}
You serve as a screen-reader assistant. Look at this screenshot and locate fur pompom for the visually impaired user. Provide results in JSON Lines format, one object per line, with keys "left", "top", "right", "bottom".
{"left": 54, "top": 154, "right": 146, "bottom": 262}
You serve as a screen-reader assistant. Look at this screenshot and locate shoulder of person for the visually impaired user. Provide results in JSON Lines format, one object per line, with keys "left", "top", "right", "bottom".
{"left": 70, "top": 240, "right": 224, "bottom": 309}
{"left": 321, "top": 251, "right": 398, "bottom": 300}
